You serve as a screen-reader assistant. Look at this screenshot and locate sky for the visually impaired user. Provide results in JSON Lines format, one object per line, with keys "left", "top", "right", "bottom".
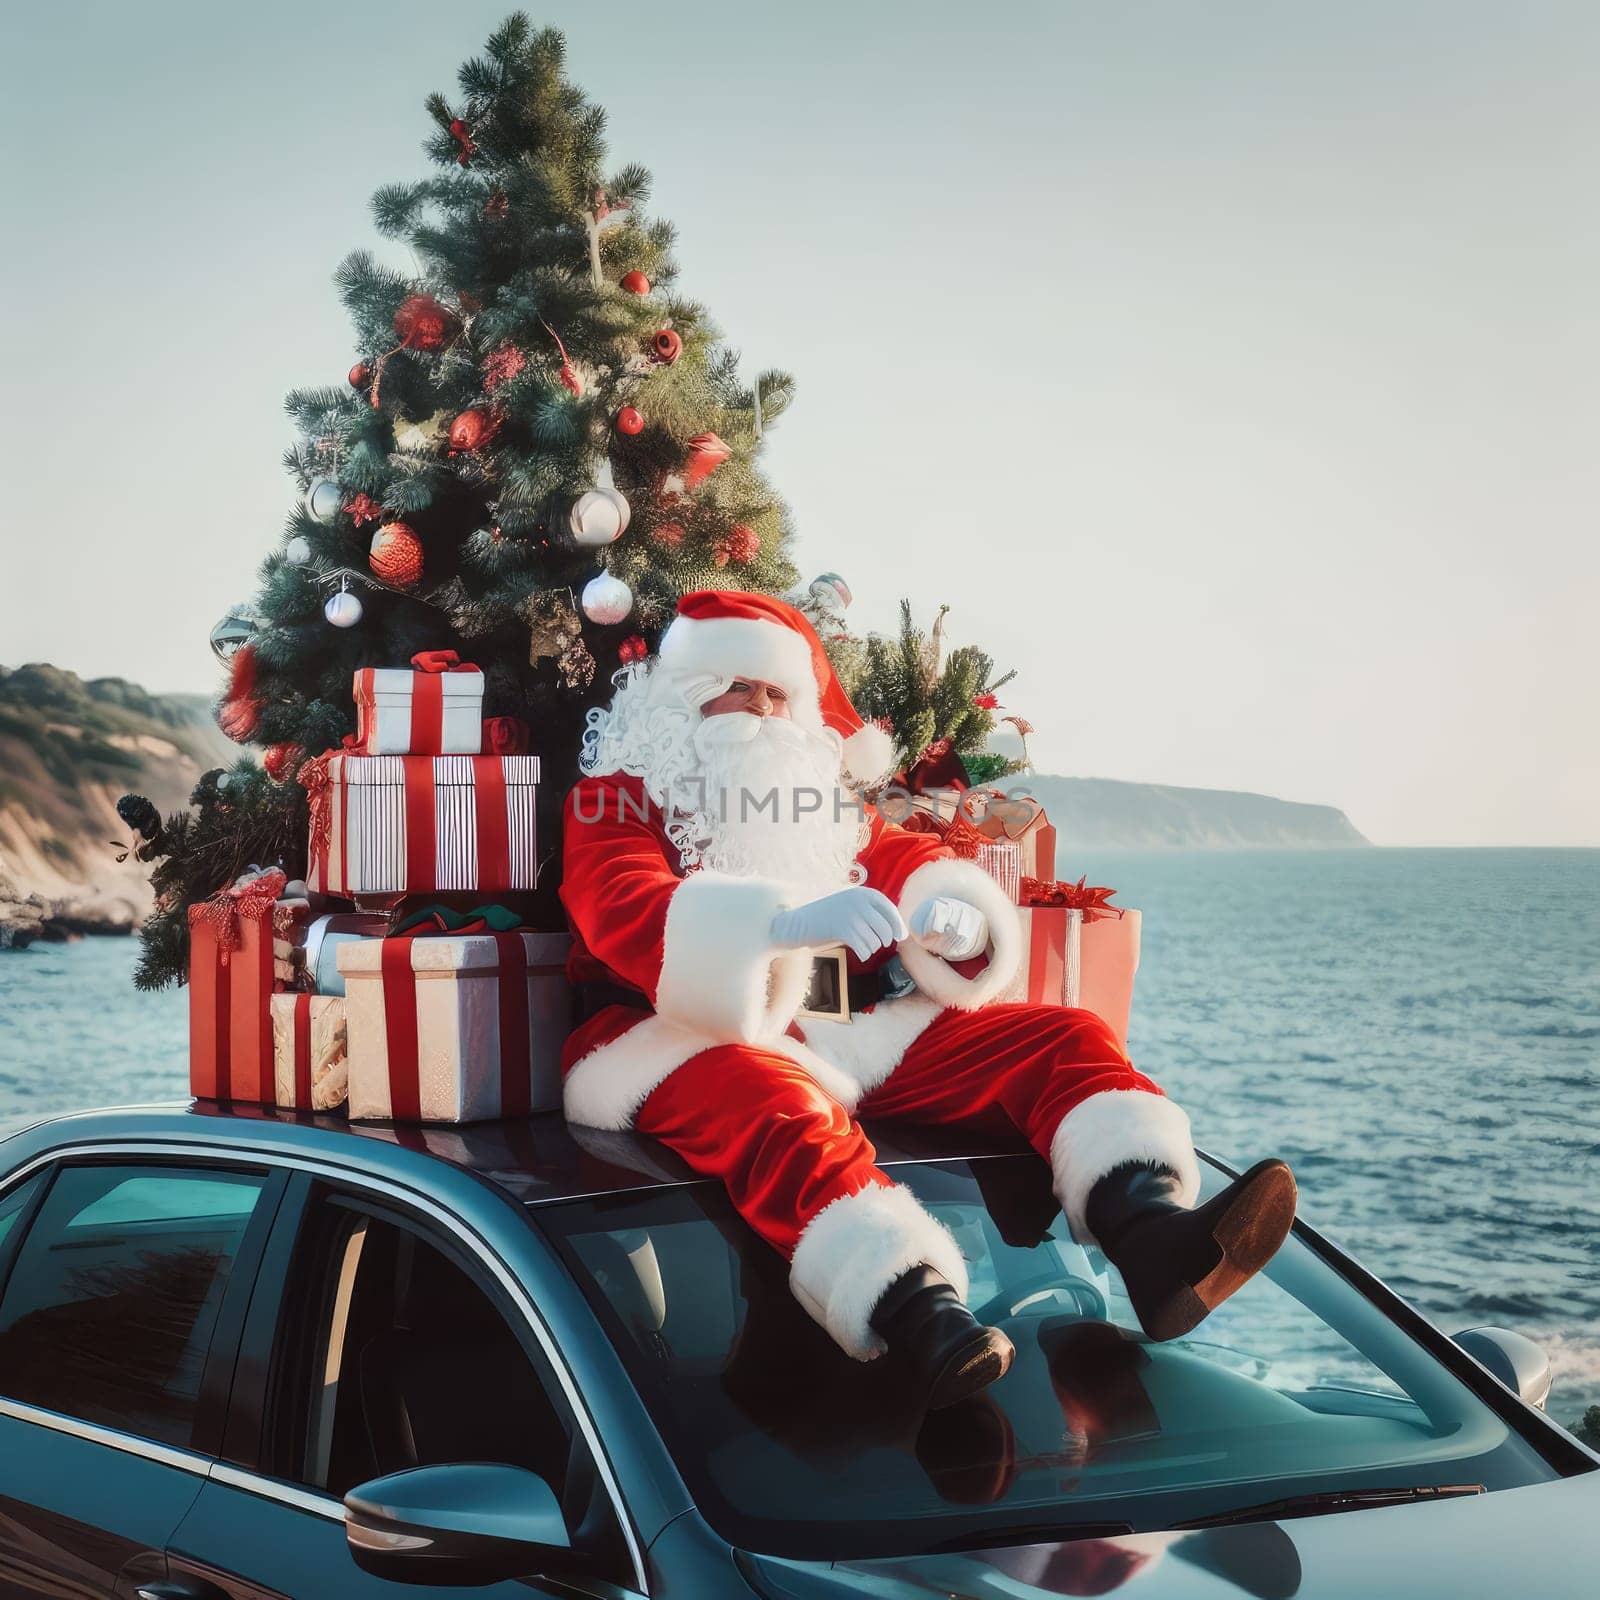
{"left": 2, "top": 1, "right": 1596, "bottom": 846}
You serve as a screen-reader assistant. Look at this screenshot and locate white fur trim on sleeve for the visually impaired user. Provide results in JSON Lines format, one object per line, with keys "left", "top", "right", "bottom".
{"left": 893, "top": 857, "right": 1022, "bottom": 1011}
{"left": 788, "top": 1182, "right": 970, "bottom": 1361}
{"left": 1049, "top": 1089, "right": 1202, "bottom": 1245}
{"left": 654, "top": 871, "right": 812, "bottom": 1044}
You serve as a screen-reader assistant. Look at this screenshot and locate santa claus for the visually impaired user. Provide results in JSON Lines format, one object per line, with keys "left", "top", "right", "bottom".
{"left": 561, "top": 590, "right": 1296, "bottom": 1409}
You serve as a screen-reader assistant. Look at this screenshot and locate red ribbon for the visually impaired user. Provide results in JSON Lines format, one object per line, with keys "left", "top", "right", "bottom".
{"left": 293, "top": 992, "right": 313, "bottom": 1108}
{"left": 298, "top": 737, "right": 358, "bottom": 888}
{"left": 1019, "top": 874, "right": 1123, "bottom": 920}
{"left": 409, "top": 649, "right": 477, "bottom": 675}
{"left": 378, "top": 929, "right": 537, "bottom": 1121}
{"left": 189, "top": 869, "right": 286, "bottom": 966}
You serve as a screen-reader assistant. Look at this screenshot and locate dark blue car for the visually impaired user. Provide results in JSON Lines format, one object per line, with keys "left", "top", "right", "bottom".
{"left": 0, "top": 1102, "right": 1592, "bottom": 1598}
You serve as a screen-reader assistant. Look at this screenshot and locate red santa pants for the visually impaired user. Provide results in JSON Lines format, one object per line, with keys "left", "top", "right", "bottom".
{"left": 634, "top": 1002, "right": 1183, "bottom": 1320}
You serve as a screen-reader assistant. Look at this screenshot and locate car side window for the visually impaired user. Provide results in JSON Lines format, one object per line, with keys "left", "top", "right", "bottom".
{"left": 0, "top": 1164, "right": 269, "bottom": 1448}
{"left": 266, "top": 1193, "right": 574, "bottom": 1502}
{"left": 0, "top": 1174, "right": 43, "bottom": 1256}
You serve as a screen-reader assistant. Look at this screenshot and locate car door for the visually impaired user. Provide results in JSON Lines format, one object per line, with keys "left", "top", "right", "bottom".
{"left": 0, "top": 1156, "right": 283, "bottom": 1598}
{"left": 167, "top": 1168, "right": 643, "bottom": 1600}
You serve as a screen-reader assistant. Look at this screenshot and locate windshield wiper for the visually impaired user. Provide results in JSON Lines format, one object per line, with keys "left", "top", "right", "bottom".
{"left": 927, "top": 1519, "right": 1135, "bottom": 1552}
{"left": 1178, "top": 1483, "right": 1485, "bottom": 1529}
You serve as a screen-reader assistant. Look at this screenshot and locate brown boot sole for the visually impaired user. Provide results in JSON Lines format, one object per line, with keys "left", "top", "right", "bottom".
{"left": 928, "top": 1327, "right": 1016, "bottom": 1411}
{"left": 1141, "top": 1160, "right": 1298, "bottom": 1343}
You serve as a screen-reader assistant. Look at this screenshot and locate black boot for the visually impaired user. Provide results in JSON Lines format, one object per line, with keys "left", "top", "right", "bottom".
{"left": 1085, "top": 1159, "right": 1297, "bottom": 1342}
{"left": 870, "top": 1266, "right": 1015, "bottom": 1410}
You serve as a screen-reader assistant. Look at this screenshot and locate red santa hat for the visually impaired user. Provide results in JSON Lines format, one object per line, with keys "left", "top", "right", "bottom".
{"left": 657, "top": 589, "right": 898, "bottom": 786}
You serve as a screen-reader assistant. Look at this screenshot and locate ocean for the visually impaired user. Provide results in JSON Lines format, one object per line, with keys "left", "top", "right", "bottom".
{"left": 1, "top": 847, "right": 1596, "bottom": 1427}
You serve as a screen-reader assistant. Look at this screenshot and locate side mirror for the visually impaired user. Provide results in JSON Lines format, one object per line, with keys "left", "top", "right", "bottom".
{"left": 345, "top": 1462, "right": 570, "bottom": 1587}
{"left": 1453, "top": 1326, "right": 1553, "bottom": 1410}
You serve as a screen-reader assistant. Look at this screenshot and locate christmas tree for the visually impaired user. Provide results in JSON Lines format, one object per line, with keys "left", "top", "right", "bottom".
{"left": 131, "top": 15, "right": 799, "bottom": 988}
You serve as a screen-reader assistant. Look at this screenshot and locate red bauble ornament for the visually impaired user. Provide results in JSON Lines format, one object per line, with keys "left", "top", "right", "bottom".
{"left": 620, "top": 270, "right": 651, "bottom": 295}
{"left": 263, "top": 742, "right": 305, "bottom": 783}
{"left": 715, "top": 524, "right": 760, "bottom": 566}
{"left": 448, "top": 407, "right": 501, "bottom": 454}
{"left": 682, "top": 432, "right": 732, "bottom": 489}
{"left": 393, "top": 294, "right": 460, "bottom": 352}
{"left": 618, "top": 635, "right": 648, "bottom": 664}
{"left": 345, "top": 492, "right": 383, "bottom": 527}
{"left": 370, "top": 522, "right": 424, "bottom": 586}
{"left": 651, "top": 328, "right": 683, "bottom": 365}
{"left": 615, "top": 405, "right": 645, "bottom": 436}
{"left": 348, "top": 361, "right": 371, "bottom": 389}
{"left": 650, "top": 522, "right": 685, "bottom": 548}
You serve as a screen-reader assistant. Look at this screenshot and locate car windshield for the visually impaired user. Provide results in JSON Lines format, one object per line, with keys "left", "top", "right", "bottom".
{"left": 539, "top": 1155, "right": 1559, "bottom": 1558}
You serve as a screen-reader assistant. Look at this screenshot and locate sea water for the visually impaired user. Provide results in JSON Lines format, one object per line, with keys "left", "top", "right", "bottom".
{"left": 0, "top": 847, "right": 1595, "bottom": 1424}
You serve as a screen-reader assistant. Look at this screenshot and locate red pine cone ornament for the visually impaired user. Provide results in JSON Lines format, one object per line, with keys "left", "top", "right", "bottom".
{"left": 651, "top": 328, "right": 683, "bottom": 365}
{"left": 620, "top": 270, "right": 650, "bottom": 295}
{"left": 615, "top": 405, "right": 644, "bottom": 435}
{"left": 448, "top": 117, "right": 476, "bottom": 165}
{"left": 348, "top": 362, "right": 371, "bottom": 389}
{"left": 393, "top": 294, "right": 460, "bottom": 352}
{"left": 369, "top": 522, "right": 424, "bottom": 586}
{"left": 448, "top": 407, "right": 501, "bottom": 454}
{"left": 713, "top": 524, "right": 760, "bottom": 567}
{"left": 262, "top": 742, "right": 305, "bottom": 783}
{"left": 618, "top": 635, "right": 648, "bottom": 664}
{"left": 682, "top": 433, "right": 732, "bottom": 489}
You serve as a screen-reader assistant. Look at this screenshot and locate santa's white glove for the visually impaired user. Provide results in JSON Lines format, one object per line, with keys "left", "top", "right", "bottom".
{"left": 770, "top": 887, "right": 908, "bottom": 963}
{"left": 909, "top": 896, "right": 989, "bottom": 962}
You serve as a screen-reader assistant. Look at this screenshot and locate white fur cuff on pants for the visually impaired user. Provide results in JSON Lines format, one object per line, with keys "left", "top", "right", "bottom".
{"left": 788, "top": 1182, "right": 969, "bottom": 1361}
{"left": 1050, "top": 1089, "right": 1202, "bottom": 1246}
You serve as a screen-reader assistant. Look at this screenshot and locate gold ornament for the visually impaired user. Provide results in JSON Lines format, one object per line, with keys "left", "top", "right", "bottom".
{"left": 392, "top": 408, "right": 451, "bottom": 454}
{"left": 524, "top": 592, "right": 583, "bottom": 665}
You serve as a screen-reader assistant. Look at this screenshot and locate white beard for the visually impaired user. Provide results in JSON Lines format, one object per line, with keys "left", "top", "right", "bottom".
{"left": 685, "top": 715, "right": 866, "bottom": 898}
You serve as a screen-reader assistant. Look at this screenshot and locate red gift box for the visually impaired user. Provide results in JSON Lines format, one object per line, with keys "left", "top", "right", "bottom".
{"left": 1003, "top": 876, "right": 1141, "bottom": 1047}
{"left": 188, "top": 870, "right": 299, "bottom": 1104}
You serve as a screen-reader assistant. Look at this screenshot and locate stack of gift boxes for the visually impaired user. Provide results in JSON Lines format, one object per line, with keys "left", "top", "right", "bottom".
{"left": 905, "top": 787, "right": 1142, "bottom": 1047}
{"left": 188, "top": 652, "right": 571, "bottom": 1124}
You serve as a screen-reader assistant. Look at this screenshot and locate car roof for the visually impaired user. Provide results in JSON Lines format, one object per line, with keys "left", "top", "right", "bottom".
{"left": 2, "top": 1101, "right": 1047, "bottom": 1209}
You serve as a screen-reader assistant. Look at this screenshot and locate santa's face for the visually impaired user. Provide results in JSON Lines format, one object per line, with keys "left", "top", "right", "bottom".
{"left": 688, "top": 699, "right": 864, "bottom": 896}
{"left": 697, "top": 676, "right": 793, "bottom": 720}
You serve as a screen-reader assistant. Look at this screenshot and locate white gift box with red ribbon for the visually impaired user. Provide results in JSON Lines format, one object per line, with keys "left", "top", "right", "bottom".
{"left": 338, "top": 931, "right": 571, "bottom": 1122}
{"left": 353, "top": 651, "right": 484, "bottom": 755}
{"left": 270, "top": 992, "right": 349, "bottom": 1111}
{"left": 305, "top": 753, "right": 540, "bottom": 897}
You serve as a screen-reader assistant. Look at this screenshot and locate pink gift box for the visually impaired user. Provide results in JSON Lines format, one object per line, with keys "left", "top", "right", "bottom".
{"left": 1005, "top": 906, "right": 1142, "bottom": 1048}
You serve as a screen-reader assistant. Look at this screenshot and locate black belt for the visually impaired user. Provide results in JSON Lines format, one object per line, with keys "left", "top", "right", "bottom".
{"left": 576, "top": 959, "right": 901, "bottom": 1025}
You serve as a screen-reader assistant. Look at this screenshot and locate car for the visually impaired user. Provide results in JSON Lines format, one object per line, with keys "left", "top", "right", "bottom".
{"left": 0, "top": 1102, "right": 1593, "bottom": 1600}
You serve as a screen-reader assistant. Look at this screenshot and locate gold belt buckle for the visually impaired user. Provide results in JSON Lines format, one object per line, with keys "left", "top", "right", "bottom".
{"left": 797, "top": 944, "right": 851, "bottom": 1023}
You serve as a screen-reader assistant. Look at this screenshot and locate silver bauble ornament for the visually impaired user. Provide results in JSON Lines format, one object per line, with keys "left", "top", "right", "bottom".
{"left": 208, "top": 607, "right": 260, "bottom": 662}
{"left": 324, "top": 588, "right": 364, "bottom": 628}
{"left": 284, "top": 535, "right": 312, "bottom": 566}
{"left": 580, "top": 572, "right": 633, "bottom": 626}
{"left": 568, "top": 490, "right": 626, "bottom": 548}
{"left": 809, "top": 571, "right": 853, "bottom": 612}
{"left": 305, "top": 479, "right": 342, "bottom": 524}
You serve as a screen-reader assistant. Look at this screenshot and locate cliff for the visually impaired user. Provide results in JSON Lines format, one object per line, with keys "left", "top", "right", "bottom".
{"left": 1012, "top": 774, "right": 1369, "bottom": 849}
{"left": 0, "top": 664, "right": 235, "bottom": 945}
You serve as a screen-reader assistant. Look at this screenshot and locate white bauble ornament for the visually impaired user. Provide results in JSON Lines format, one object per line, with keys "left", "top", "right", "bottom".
{"left": 305, "top": 479, "right": 342, "bottom": 523}
{"left": 580, "top": 572, "right": 633, "bottom": 625}
{"left": 595, "top": 484, "right": 631, "bottom": 533}
{"left": 284, "top": 536, "right": 312, "bottom": 566}
{"left": 809, "top": 571, "right": 852, "bottom": 612}
{"left": 568, "top": 490, "right": 626, "bottom": 548}
{"left": 324, "top": 588, "right": 364, "bottom": 628}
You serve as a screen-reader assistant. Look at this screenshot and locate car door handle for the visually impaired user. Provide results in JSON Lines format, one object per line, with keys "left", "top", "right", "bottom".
{"left": 137, "top": 1581, "right": 231, "bottom": 1600}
